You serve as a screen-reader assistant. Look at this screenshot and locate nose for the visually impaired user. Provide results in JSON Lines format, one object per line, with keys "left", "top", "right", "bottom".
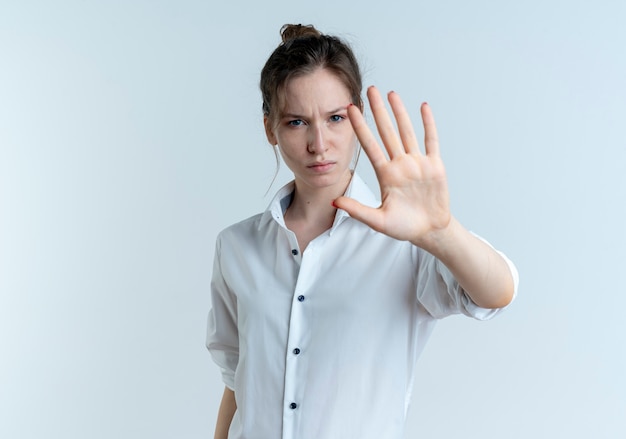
{"left": 307, "top": 125, "right": 327, "bottom": 154}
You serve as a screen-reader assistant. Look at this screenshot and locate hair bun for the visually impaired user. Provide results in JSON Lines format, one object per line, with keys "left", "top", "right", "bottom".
{"left": 280, "top": 24, "right": 321, "bottom": 43}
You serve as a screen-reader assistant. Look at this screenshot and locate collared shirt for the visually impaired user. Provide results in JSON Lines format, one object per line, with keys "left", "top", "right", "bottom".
{"left": 206, "top": 174, "right": 518, "bottom": 439}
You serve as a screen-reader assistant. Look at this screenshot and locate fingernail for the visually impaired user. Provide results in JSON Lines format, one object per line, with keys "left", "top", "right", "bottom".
{"left": 331, "top": 200, "right": 338, "bottom": 208}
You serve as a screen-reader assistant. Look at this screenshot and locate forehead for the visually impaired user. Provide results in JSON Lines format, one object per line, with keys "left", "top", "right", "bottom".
{"left": 280, "top": 68, "right": 351, "bottom": 114}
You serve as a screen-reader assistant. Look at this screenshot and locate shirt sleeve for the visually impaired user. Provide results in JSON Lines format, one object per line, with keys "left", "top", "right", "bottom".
{"left": 414, "top": 235, "right": 519, "bottom": 320}
{"left": 206, "top": 234, "right": 239, "bottom": 390}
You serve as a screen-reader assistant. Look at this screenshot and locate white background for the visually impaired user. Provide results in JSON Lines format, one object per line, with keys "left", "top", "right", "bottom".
{"left": 1, "top": 0, "right": 625, "bottom": 437}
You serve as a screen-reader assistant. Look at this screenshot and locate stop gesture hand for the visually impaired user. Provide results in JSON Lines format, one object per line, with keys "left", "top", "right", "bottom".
{"left": 334, "top": 87, "right": 451, "bottom": 249}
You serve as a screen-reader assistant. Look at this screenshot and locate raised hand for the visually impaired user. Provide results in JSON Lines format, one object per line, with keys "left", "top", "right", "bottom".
{"left": 334, "top": 86, "right": 451, "bottom": 248}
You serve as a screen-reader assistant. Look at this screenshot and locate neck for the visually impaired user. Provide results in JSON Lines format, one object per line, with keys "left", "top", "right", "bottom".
{"left": 286, "top": 171, "right": 352, "bottom": 224}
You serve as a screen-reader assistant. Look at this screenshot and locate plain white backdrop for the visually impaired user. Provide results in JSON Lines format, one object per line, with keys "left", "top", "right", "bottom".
{"left": 1, "top": 0, "right": 625, "bottom": 437}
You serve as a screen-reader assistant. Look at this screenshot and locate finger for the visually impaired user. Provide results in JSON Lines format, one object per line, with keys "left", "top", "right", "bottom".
{"left": 333, "top": 196, "right": 385, "bottom": 233}
{"left": 347, "top": 103, "right": 387, "bottom": 169}
{"left": 421, "top": 102, "right": 440, "bottom": 156}
{"left": 388, "top": 91, "right": 420, "bottom": 155}
{"left": 367, "top": 86, "right": 404, "bottom": 159}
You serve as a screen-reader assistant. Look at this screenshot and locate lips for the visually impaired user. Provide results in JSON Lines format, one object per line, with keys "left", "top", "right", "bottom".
{"left": 308, "top": 161, "right": 336, "bottom": 172}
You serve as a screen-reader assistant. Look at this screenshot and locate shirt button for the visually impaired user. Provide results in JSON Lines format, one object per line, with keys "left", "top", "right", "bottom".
{"left": 297, "top": 295, "right": 305, "bottom": 302}
{"left": 293, "top": 348, "right": 301, "bottom": 355}
{"left": 291, "top": 249, "right": 298, "bottom": 256}
{"left": 289, "top": 402, "right": 298, "bottom": 410}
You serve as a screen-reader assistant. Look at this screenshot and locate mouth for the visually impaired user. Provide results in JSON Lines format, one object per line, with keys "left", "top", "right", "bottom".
{"left": 308, "top": 161, "right": 336, "bottom": 172}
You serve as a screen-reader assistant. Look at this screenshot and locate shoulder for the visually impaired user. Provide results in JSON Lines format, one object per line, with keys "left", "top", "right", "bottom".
{"left": 214, "top": 181, "right": 292, "bottom": 253}
{"left": 217, "top": 213, "right": 265, "bottom": 246}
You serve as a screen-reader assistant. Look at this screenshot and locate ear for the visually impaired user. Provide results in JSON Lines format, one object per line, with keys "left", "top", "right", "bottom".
{"left": 264, "top": 115, "right": 277, "bottom": 145}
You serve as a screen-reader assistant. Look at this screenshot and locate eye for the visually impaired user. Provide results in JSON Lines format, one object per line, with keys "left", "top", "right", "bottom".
{"left": 329, "top": 114, "right": 345, "bottom": 123}
{"left": 288, "top": 119, "right": 304, "bottom": 127}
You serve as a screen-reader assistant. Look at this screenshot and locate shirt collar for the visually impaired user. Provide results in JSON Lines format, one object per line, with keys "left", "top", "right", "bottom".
{"left": 259, "top": 180, "right": 295, "bottom": 230}
{"left": 258, "top": 173, "right": 379, "bottom": 232}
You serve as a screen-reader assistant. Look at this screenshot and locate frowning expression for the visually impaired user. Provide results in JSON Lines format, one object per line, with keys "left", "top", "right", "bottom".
{"left": 264, "top": 68, "right": 358, "bottom": 193}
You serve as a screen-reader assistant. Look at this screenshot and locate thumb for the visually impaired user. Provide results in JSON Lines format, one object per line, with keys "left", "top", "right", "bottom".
{"left": 333, "top": 196, "right": 384, "bottom": 232}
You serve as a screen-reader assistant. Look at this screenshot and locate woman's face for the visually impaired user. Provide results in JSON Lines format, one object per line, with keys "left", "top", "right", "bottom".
{"left": 264, "top": 68, "right": 357, "bottom": 194}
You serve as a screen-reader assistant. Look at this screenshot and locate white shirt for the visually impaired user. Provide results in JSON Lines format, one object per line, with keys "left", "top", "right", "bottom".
{"left": 206, "top": 174, "right": 518, "bottom": 439}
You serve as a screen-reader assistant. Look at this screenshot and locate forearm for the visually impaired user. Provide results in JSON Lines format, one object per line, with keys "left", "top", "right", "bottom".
{"left": 412, "top": 216, "right": 515, "bottom": 309}
{"left": 214, "top": 387, "right": 237, "bottom": 439}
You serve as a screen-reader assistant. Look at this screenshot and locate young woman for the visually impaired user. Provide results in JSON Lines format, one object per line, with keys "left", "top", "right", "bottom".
{"left": 207, "top": 24, "right": 518, "bottom": 439}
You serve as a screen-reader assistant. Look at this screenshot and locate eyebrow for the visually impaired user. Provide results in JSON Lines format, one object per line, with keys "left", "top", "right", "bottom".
{"left": 281, "top": 107, "right": 348, "bottom": 119}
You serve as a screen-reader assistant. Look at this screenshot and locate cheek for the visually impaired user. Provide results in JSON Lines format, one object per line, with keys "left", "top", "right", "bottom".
{"left": 276, "top": 131, "right": 306, "bottom": 154}
{"left": 276, "top": 142, "right": 301, "bottom": 167}
{"left": 344, "top": 134, "right": 358, "bottom": 154}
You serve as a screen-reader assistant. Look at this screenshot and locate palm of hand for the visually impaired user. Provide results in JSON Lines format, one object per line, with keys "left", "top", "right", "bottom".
{"left": 336, "top": 87, "right": 451, "bottom": 245}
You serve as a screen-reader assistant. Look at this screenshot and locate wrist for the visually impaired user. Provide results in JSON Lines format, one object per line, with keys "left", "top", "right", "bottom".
{"left": 409, "top": 216, "right": 463, "bottom": 257}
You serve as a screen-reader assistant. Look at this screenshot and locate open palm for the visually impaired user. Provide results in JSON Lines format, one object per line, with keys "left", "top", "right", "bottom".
{"left": 335, "top": 87, "right": 451, "bottom": 247}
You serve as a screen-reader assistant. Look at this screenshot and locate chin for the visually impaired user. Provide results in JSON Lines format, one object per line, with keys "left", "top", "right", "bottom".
{"left": 300, "top": 169, "right": 351, "bottom": 189}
